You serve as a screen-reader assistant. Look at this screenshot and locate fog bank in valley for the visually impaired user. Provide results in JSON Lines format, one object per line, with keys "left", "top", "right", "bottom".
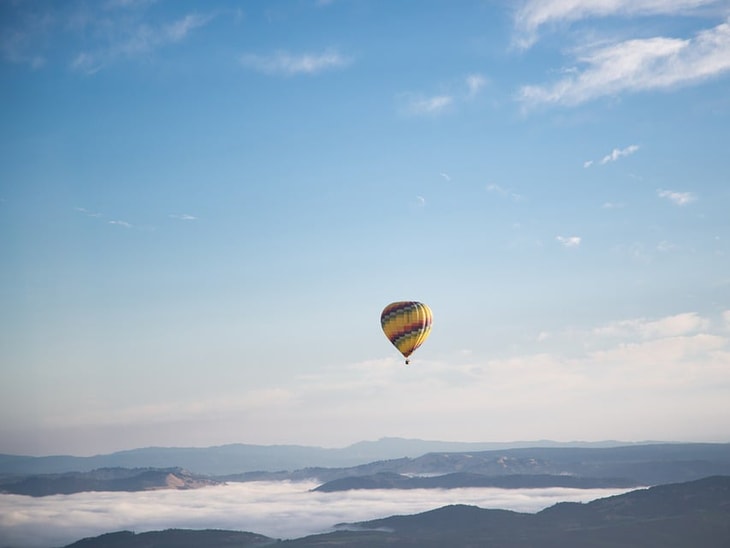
{"left": 0, "top": 481, "right": 637, "bottom": 547}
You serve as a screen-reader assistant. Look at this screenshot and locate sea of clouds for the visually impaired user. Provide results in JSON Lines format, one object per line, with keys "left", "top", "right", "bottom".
{"left": 0, "top": 481, "right": 638, "bottom": 547}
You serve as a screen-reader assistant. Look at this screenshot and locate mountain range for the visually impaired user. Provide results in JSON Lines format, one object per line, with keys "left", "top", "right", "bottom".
{"left": 3, "top": 441, "right": 730, "bottom": 496}
{"left": 223, "top": 442, "right": 730, "bottom": 486}
{"left": 0, "top": 438, "right": 667, "bottom": 476}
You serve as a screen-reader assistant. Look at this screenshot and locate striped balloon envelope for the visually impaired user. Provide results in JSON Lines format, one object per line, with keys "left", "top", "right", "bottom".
{"left": 380, "top": 301, "right": 433, "bottom": 364}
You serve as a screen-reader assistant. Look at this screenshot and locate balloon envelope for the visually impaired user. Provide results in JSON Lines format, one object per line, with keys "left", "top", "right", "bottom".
{"left": 381, "top": 301, "right": 433, "bottom": 364}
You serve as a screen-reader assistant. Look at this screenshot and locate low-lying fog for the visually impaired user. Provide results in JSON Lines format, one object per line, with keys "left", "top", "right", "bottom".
{"left": 0, "top": 481, "right": 637, "bottom": 547}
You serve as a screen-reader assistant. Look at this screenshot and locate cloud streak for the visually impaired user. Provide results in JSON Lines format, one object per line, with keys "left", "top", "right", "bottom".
{"left": 401, "top": 94, "right": 453, "bottom": 116}
{"left": 0, "top": 482, "right": 636, "bottom": 548}
{"left": 657, "top": 189, "right": 696, "bottom": 205}
{"left": 466, "top": 73, "right": 487, "bottom": 97}
{"left": 72, "top": 12, "right": 212, "bottom": 73}
{"left": 601, "top": 144, "right": 639, "bottom": 164}
{"left": 556, "top": 235, "right": 581, "bottom": 248}
{"left": 486, "top": 184, "right": 522, "bottom": 201}
{"left": 518, "top": 18, "right": 730, "bottom": 107}
{"left": 593, "top": 312, "right": 710, "bottom": 339}
{"left": 240, "top": 50, "right": 351, "bottom": 75}
{"left": 513, "top": 0, "right": 723, "bottom": 49}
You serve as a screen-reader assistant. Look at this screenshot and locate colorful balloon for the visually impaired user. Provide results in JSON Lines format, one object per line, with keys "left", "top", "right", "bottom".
{"left": 381, "top": 301, "right": 433, "bottom": 364}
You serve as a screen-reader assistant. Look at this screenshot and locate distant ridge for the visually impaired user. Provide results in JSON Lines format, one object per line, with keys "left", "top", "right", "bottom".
{"left": 225, "top": 442, "right": 730, "bottom": 486}
{"left": 0, "top": 438, "right": 678, "bottom": 476}
{"left": 0, "top": 467, "right": 220, "bottom": 496}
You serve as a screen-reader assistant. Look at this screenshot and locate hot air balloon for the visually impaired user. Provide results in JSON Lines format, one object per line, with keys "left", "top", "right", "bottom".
{"left": 381, "top": 301, "right": 433, "bottom": 364}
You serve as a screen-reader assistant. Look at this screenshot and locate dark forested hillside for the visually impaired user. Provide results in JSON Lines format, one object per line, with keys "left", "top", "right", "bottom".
{"left": 284, "top": 475, "right": 730, "bottom": 547}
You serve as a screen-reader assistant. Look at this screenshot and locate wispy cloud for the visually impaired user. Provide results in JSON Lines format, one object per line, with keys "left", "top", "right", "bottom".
{"left": 657, "top": 240, "right": 678, "bottom": 252}
{"left": 399, "top": 72, "right": 486, "bottom": 117}
{"left": 72, "top": 12, "right": 212, "bottom": 74}
{"left": 518, "top": 18, "right": 730, "bottom": 107}
{"left": 593, "top": 312, "right": 710, "bottom": 339}
{"left": 602, "top": 201, "right": 625, "bottom": 209}
{"left": 466, "top": 73, "right": 487, "bottom": 98}
{"left": 439, "top": 172, "right": 452, "bottom": 182}
{"left": 658, "top": 189, "right": 696, "bottom": 205}
{"left": 486, "top": 183, "right": 522, "bottom": 201}
{"left": 0, "top": 10, "right": 51, "bottom": 69}
{"left": 601, "top": 144, "right": 639, "bottom": 164}
{"left": 109, "top": 220, "right": 133, "bottom": 228}
{"left": 240, "top": 50, "right": 351, "bottom": 75}
{"left": 584, "top": 145, "right": 639, "bottom": 167}
{"left": 16, "top": 308, "right": 730, "bottom": 458}
{"left": 75, "top": 207, "right": 103, "bottom": 218}
{"left": 169, "top": 213, "right": 197, "bottom": 221}
{"left": 556, "top": 235, "right": 581, "bottom": 248}
{"left": 400, "top": 94, "right": 453, "bottom": 116}
{"left": 513, "top": 0, "right": 723, "bottom": 49}
{"left": 163, "top": 13, "right": 208, "bottom": 43}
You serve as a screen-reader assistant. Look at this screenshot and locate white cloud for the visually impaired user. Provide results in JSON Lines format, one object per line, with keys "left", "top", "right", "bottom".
{"left": 240, "top": 50, "right": 351, "bottom": 75}
{"left": 602, "top": 201, "right": 625, "bottom": 209}
{"left": 592, "top": 312, "right": 711, "bottom": 339}
{"left": 105, "top": 0, "right": 159, "bottom": 8}
{"left": 486, "top": 183, "right": 522, "bottom": 201}
{"left": 163, "top": 14, "right": 209, "bottom": 43}
{"left": 416, "top": 195, "right": 426, "bottom": 206}
{"left": 600, "top": 144, "right": 639, "bottom": 164}
{"left": 440, "top": 172, "right": 452, "bottom": 182}
{"left": 75, "top": 207, "right": 103, "bottom": 218}
{"left": 518, "top": 18, "right": 730, "bottom": 107}
{"left": 71, "top": 52, "right": 105, "bottom": 74}
{"left": 10, "top": 309, "right": 729, "bottom": 457}
{"left": 583, "top": 160, "right": 593, "bottom": 168}
{"left": 657, "top": 189, "right": 696, "bottom": 205}
{"left": 109, "top": 220, "right": 133, "bottom": 228}
{"left": 466, "top": 73, "right": 487, "bottom": 97}
{"left": 169, "top": 213, "right": 197, "bottom": 221}
{"left": 70, "top": 12, "right": 212, "bottom": 74}
{"left": 556, "top": 235, "right": 581, "bottom": 247}
{"left": 1, "top": 31, "right": 47, "bottom": 69}
{"left": 402, "top": 94, "right": 453, "bottom": 116}
{"left": 656, "top": 240, "right": 678, "bottom": 252}
{"left": 0, "top": 483, "right": 634, "bottom": 548}
{"left": 513, "top": 0, "right": 722, "bottom": 49}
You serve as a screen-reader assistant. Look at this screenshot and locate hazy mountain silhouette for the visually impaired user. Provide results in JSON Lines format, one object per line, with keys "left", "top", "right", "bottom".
{"left": 0, "top": 467, "right": 219, "bottom": 496}
{"left": 61, "top": 476, "right": 730, "bottom": 547}
{"left": 4, "top": 442, "right": 730, "bottom": 496}
{"left": 225, "top": 442, "right": 730, "bottom": 486}
{"left": 0, "top": 438, "right": 663, "bottom": 476}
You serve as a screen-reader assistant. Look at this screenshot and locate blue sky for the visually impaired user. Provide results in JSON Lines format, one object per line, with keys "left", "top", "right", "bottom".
{"left": 2, "top": 0, "right": 729, "bottom": 456}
